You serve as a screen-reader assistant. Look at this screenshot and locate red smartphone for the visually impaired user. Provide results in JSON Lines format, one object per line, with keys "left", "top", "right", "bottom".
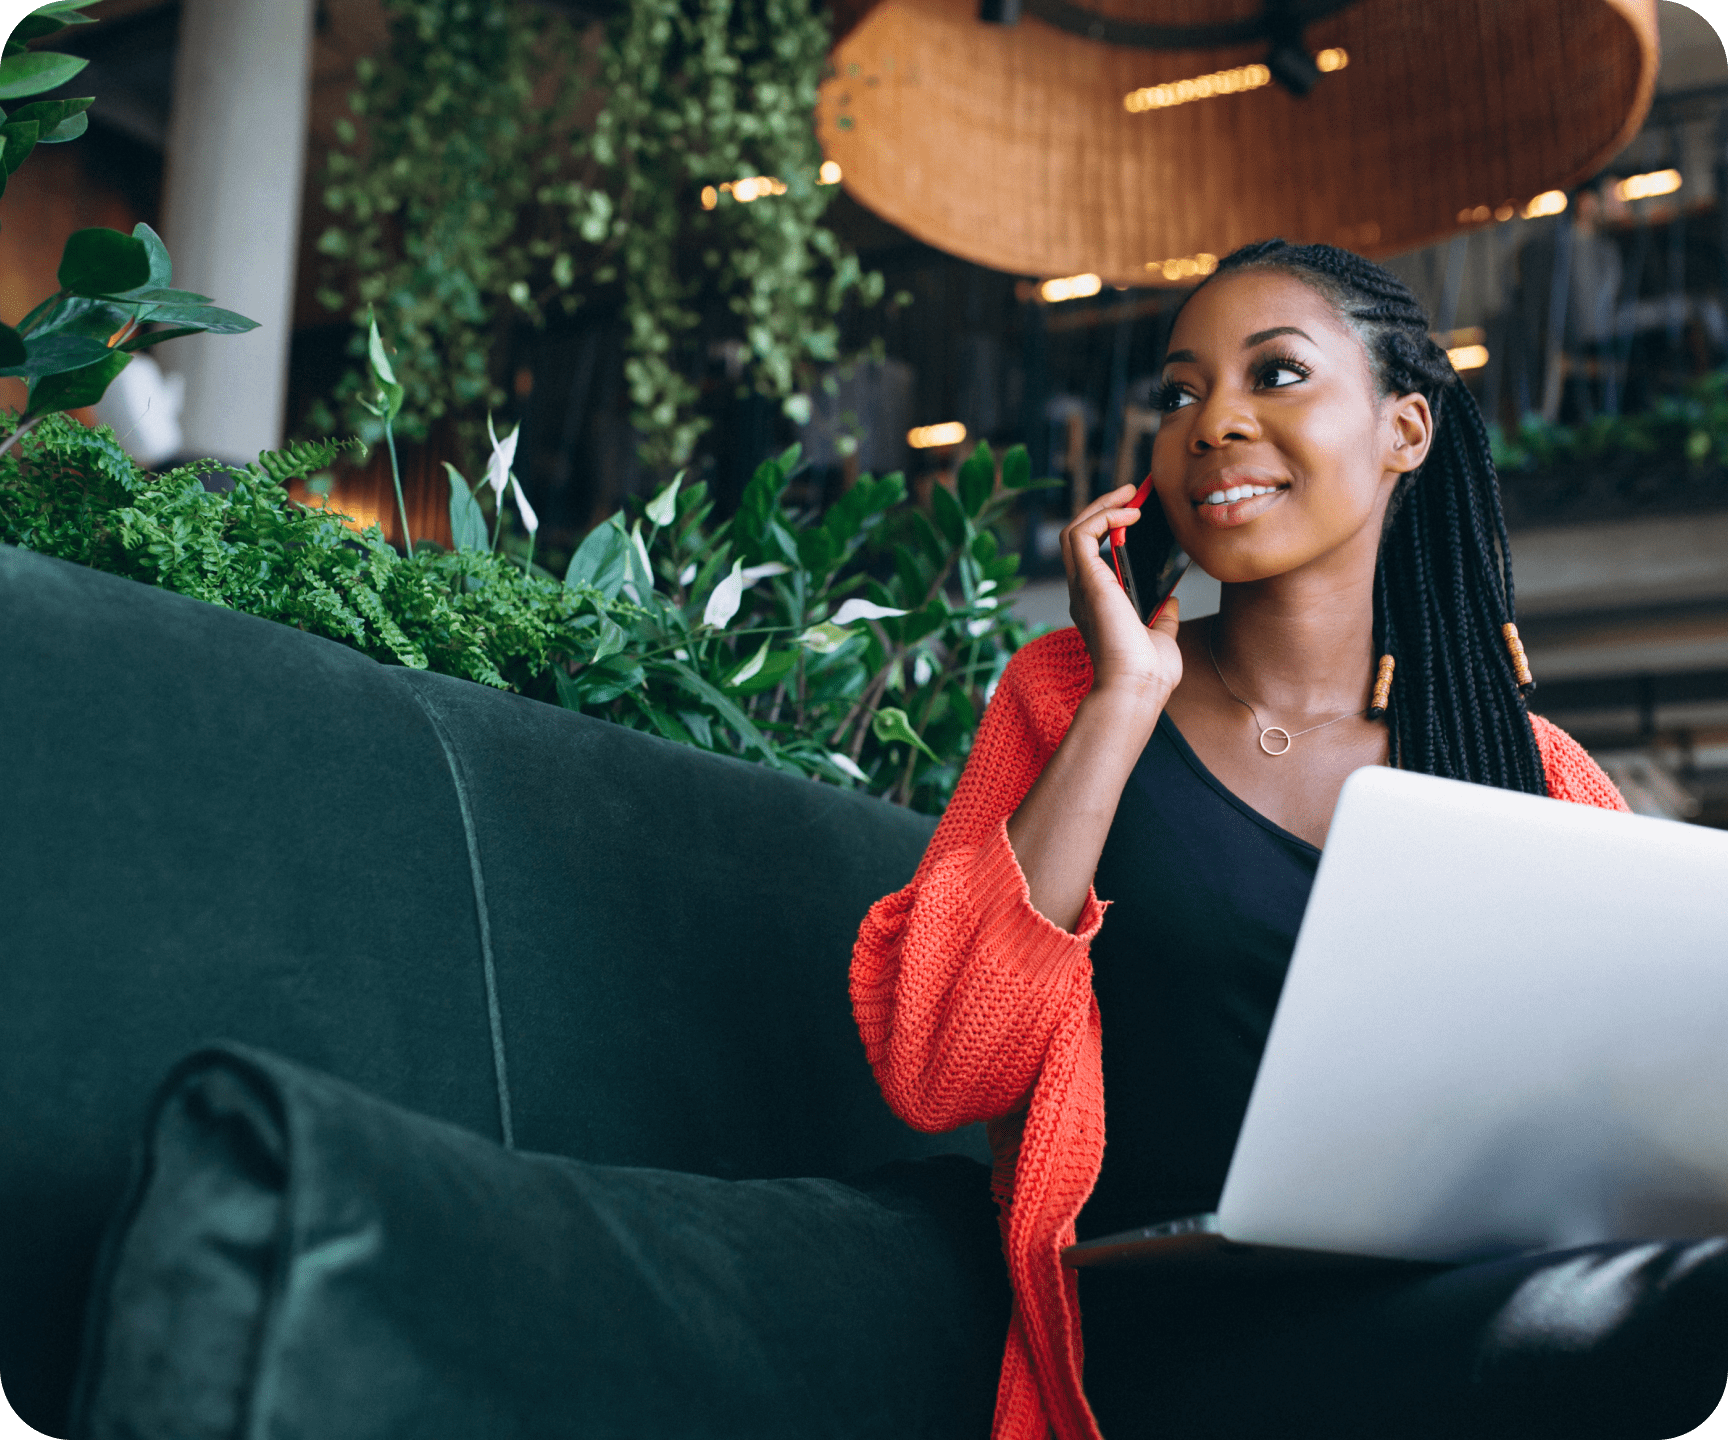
{"left": 1108, "top": 474, "right": 1191, "bottom": 624}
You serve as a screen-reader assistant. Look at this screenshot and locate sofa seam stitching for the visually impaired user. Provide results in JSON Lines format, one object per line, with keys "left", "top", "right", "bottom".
{"left": 403, "top": 681, "right": 517, "bottom": 1149}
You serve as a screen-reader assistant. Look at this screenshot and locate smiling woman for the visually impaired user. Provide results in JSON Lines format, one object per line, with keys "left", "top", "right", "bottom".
{"left": 839, "top": 241, "right": 1719, "bottom": 1440}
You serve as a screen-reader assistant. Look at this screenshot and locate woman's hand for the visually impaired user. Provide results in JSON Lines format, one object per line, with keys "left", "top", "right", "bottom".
{"left": 1061, "top": 485, "right": 1184, "bottom": 710}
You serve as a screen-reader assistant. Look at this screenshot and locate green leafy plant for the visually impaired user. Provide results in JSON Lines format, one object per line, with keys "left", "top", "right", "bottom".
{"left": 0, "top": 1, "right": 259, "bottom": 456}
{"left": 315, "top": 0, "right": 879, "bottom": 469}
{"left": 2, "top": 409, "right": 1044, "bottom": 813}
{"left": 1491, "top": 370, "right": 1728, "bottom": 475}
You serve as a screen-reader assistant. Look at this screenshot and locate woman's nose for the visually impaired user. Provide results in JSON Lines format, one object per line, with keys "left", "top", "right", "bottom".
{"left": 1190, "top": 389, "right": 1259, "bottom": 451}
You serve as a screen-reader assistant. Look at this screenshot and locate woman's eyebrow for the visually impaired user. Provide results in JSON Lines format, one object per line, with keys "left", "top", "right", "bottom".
{"left": 1163, "top": 326, "right": 1315, "bottom": 369}
{"left": 1245, "top": 325, "right": 1313, "bottom": 348}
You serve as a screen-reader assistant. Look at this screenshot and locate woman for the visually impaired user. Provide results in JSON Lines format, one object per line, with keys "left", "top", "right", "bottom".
{"left": 851, "top": 242, "right": 1728, "bottom": 1439}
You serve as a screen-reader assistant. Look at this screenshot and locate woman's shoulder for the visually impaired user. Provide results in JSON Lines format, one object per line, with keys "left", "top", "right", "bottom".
{"left": 1529, "top": 713, "right": 1631, "bottom": 812}
{"left": 995, "top": 626, "right": 1094, "bottom": 734}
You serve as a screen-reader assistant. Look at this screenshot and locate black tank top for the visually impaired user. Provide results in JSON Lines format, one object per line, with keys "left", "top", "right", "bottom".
{"left": 1074, "top": 714, "right": 1321, "bottom": 1243}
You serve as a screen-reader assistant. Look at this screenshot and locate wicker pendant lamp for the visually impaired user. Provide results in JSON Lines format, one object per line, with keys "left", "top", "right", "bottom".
{"left": 817, "top": 0, "right": 1658, "bottom": 287}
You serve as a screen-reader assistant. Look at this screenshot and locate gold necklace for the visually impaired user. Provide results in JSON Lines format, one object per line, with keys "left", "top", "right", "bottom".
{"left": 1207, "top": 631, "right": 1367, "bottom": 756}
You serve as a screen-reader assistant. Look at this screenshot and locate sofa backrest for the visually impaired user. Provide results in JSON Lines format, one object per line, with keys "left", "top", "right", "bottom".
{"left": 0, "top": 544, "right": 974, "bottom": 1434}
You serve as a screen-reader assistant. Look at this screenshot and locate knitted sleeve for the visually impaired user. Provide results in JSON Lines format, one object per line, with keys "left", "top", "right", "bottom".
{"left": 1531, "top": 714, "right": 1631, "bottom": 812}
{"left": 850, "top": 630, "right": 1104, "bottom": 1134}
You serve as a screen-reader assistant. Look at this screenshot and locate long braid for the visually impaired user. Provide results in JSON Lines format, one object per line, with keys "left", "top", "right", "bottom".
{"left": 1190, "top": 239, "right": 1548, "bottom": 796}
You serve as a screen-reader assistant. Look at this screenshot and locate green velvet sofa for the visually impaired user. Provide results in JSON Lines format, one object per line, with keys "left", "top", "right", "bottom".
{"left": 0, "top": 542, "right": 998, "bottom": 1437}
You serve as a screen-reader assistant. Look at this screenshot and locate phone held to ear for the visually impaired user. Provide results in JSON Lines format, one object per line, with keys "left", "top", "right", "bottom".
{"left": 1108, "top": 474, "right": 1191, "bottom": 625}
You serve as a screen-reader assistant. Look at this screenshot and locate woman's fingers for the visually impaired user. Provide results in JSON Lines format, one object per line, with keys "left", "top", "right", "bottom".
{"left": 1149, "top": 592, "right": 1180, "bottom": 641}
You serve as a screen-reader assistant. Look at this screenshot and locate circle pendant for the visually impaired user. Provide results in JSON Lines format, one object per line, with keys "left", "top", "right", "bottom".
{"left": 1259, "top": 726, "right": 1293, "bottom": 756}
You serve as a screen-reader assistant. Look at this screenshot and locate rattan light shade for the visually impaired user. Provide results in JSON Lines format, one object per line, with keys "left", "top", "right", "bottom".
{"left": 817, "top": 0, "right": 1658, "bottom": 286}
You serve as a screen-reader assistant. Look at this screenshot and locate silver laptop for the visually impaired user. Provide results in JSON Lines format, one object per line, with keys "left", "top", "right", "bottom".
{"left": 1065, "top": 764, "right": 1728, "bottom": 1270}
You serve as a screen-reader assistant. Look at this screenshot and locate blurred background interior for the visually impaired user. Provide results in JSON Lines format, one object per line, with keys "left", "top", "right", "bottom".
{"left": 3, "top": 0, "right": 1726, "bottom": 826}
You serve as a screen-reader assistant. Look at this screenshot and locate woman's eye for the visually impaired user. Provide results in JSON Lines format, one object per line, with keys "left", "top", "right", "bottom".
{"left": 1258, "top": 363, "right": 1307, "bottom": 390}
{"left": 1157, "top": 384, "right": 1196, "bottom": 412}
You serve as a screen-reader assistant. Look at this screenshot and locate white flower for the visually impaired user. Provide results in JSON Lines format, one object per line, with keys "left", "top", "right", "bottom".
{"left": 741, "top": 561, "right": 790, "bottom": 587}
{"left": 827, "top": 751, "right": 869, "bottom": 783}
{"left": 796, "top": 622, "right": 854, "bottom": 654}
{"left": 832, "top": 598, "right": 908, "bottom": 626}
{"left": 966, "top": 618, "right": 992, "bottom": 637}
{"left": 678, "top": 562, "right": 697, "bottom": 586}
{"left": 913, "top": 652, "right": 934, "bottom": 686}
{"left": 509, "top": 472, "right": 538, "bottom": 535}
{"left": 645, "top": 472, "right": 682, "bottom": 527}
{"left": 728, "top": 638, "right": 770, "bottom": 686}
{"left": 704, "top": 560, "right": 745, "bottom": 628}
{"left": 485, "top": 415, "right": 519, "bottom": 502}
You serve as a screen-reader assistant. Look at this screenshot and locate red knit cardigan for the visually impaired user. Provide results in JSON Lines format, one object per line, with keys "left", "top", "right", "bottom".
{"left": 850, "top": 626, "right": 1631, "bottom": 1440}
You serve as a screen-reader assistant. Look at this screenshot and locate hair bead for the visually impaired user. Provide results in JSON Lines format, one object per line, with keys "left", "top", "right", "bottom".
{"left": 1368, "top": 653, "right": 1395, "bottom": 718}
{"left": 1502, "top": 622, "right": 1534, "bottom": 692}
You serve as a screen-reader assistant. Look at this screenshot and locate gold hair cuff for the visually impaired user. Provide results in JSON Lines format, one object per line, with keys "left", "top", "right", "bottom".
{"left": 1502, "top": 623, "right": 1534, "bottom": 688}
{"left": 1368, "top": 653, "right": 1395, "bottom": 718}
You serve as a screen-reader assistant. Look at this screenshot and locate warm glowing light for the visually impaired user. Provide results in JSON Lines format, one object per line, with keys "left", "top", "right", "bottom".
{"left": 1522, "top": 190, "right": 1568, "bottom": 219}
{"left": 1457, "top": 204, "right": 1494, "bottom": 225}
{"left": 1125, "top": 63, "right": 1270, "bottom": 113}
{"left": 818, "top": 160, "right": 842, "bottom": 185}
{"left": 1494, "top": 202, "right": 1515, "bottom": 222}
{"left": 704, "top": 176, "right": 789, "bottom": 209}
{"left": 1447, "top": 344, "right": 1489, "bottom": 371}
{"left": 1144, "top": 252, "right": 1218, "bottom": 283}
{"left": 908, "top": 421, "right": 967, "bottom": 449}
{"left": 1617, "top": 168, "right": 1683, "bottom": 202}
{"left": 1039, "top": 273, "right": 1103, "bottom": 303}
{"left": 1315, "top": 47, "right": 1349, "bottom": 72}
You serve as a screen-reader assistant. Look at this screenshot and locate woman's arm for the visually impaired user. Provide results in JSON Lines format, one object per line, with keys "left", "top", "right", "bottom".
{"left": 851, "top": 489, "right": 1181, "bottom": 1133}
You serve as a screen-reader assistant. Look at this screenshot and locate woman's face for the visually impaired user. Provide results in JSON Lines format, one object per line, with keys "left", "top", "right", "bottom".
{"left": 1149, "top": 268, "right": 1431, "bottom": 587}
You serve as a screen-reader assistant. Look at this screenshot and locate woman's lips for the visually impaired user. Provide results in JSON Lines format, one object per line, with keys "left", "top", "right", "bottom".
{"left": 1192, "top": 483, "right": 1287, "bottom": 529}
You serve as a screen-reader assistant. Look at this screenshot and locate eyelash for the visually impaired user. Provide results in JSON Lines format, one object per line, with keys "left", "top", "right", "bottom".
{"left": 1155, "top": 352, "right": 1314, "bottom": 412}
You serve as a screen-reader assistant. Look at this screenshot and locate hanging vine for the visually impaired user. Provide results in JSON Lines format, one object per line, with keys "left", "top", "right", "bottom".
{"left": 314, "top": 0, "right": 879, "bottom": 471}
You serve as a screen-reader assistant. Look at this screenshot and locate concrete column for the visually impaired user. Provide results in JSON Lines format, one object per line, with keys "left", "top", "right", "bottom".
{"left": 161, "top": 0, "right": 315, "bottom": 463}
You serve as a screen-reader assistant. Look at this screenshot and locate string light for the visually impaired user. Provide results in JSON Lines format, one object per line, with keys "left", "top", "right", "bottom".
{"left": 700, "top": 175, "right": 790, "bottom": 210}
{"left": 1124, "top": 49, "right": 1345, "bottom": 113}
{"left": 1522, "top": 190, "right": 1568, "bottom": 219}
{"left": 1435, "top": 329, "right": 1489, "bottom": 371}
{"left": 1617, "top": 168, "right": 1682, "bottom": 202}
{"left": 819, "top": 160, "right": 842, "bottom": 185}
{"left": 1039, "top": 273, "right": 1102, "bottom": 303}
{"left": 908, "top": 421, "right": 967, "bottom": 448}
{"left": 1448, "top": 344, "right": 1489, "bottom": 371}
{"left": 1144, "top": 252, "right": 1219, "bottom": 283}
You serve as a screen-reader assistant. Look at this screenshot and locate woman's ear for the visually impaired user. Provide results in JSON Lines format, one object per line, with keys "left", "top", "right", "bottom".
{"left": 1386, "top": 392, "right": 1434, "bottom": 475}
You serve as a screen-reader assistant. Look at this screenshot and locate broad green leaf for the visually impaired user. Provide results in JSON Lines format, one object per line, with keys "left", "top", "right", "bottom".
{"left": 591, "top": 616, "right": 627, "bottom": 662}
{"left": 57, "top": 228, "right": 152, "bottom": 297}
{"left": 37, "top": 108, "right": 83, "bottom": 142}
{"left": 136, "top": 303, "right": 257, "bottom": 334}
{"left": 0, "top": 322, "right": 23, "bottom": 367}
{"left": 957, "top": 441, "right": 995, "bottom": 516}
{"left": 565, "top": 514, "right": 629, "bottom": 598}
{"left": 872, "top": 706, "right": 938, "bottom": 761}
{"left": 1001, "top": 444, "right": 1032, "bottom": 490}
{"left": 24, "top": 347, "right": 128, "bottom": 416}
{"left": 730, "top": 647, "right": 798, "bottom": 696}
{"left": 644, "top": 470, "right": 682, "bottom": 526}
{"left": 121, "top": 287, "right": 213, "bottom": 306}
{"left": 444, "top": 463, "right": 488, "bottom": 552}
{"left": 575, "top": 655, "right": 645, "bottom": 704}
{"left": 669, "top": 661, "right": 773, "bottom": 757}
{"left": 133, "top": 221, "right": 171, "bottom": 287}
{"left": 119, "top": 325, "right": 203, "bottom": 353}
{"left": 0, "top": 51, "right": 87, "bottom": 101}
{"left": 931, "top": 481, "right": 967, "bottom": 547}
{"left": 1, "top": 119, "right": 38, "bottom": 175}
{"left": 0, "top": 330, "right": 109, "bottom": 378}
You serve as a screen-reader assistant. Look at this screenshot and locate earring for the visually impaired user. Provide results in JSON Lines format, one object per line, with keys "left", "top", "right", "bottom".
{"left": 1368, "top": 653, "right": 1395, "bottom": 718}
{"left": 1502, "top": 623, "right": 1535, "bottom": 693}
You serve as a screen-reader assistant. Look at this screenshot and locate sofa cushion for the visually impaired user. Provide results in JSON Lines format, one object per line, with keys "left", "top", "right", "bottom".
{"left": 72, "top": 1045, "right": 1010, "bottom": 1440}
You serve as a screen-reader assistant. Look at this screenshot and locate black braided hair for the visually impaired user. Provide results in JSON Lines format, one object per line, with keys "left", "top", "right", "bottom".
{"left": 1181, "top": 238, "right": 1547, "bottom": 796}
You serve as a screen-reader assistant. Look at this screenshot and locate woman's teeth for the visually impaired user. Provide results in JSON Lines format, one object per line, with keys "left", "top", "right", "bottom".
{"left": 1202, "top": 484, "right": 1279, "bottom": 506}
